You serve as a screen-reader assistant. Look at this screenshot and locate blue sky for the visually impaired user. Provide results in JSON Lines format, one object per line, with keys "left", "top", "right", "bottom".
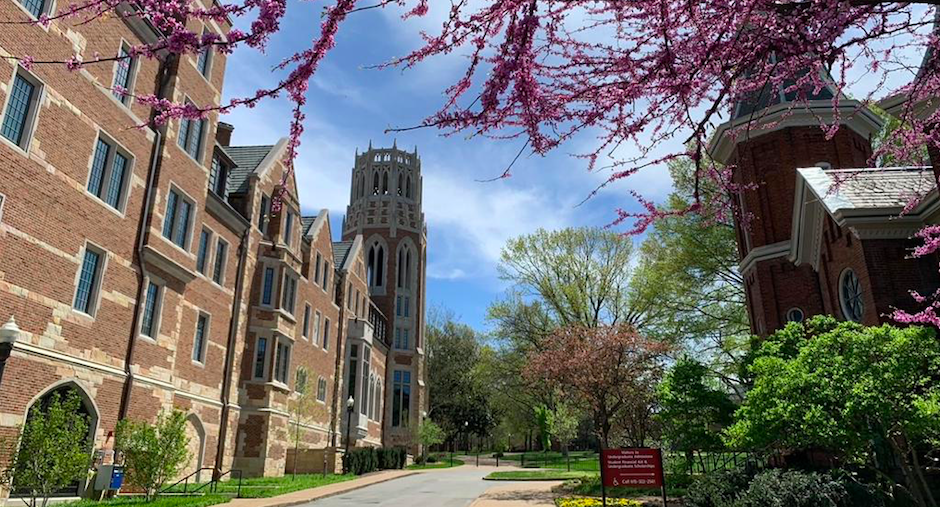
{"left": 219, "top": 2, "right": 679, "bottom": 331}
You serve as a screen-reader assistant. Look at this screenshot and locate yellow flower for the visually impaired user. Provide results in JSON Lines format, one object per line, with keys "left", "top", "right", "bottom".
{"left": 556, "top": 498, "right": 642, "bottom": 507}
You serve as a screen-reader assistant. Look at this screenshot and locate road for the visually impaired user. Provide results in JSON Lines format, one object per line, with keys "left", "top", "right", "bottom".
{"left": 307, "top": 467, "right": 508, "bottom": 507}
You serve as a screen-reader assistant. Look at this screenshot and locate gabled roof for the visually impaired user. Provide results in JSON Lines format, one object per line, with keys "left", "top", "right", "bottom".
{"left": 301, "top": 216, "right": 317, "bottom": 236}
{"left": 332, "top": 241, "right": 354, "bottom": 269}
{"left": 301, "top": 209, "right": 330, "bottom": 240}
{"left": 223, "top": 145, "right": 275, "bottom": 194}
{"left": 799, "top": 166, "right": 935, "bottom": 214}
{"left": 789, "top": 166, "right": 940, "bottom": 270}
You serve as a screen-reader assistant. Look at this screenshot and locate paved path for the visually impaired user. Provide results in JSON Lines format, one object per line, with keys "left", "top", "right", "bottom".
{"left": 227, "top": 470, "right": 416, "bottom": 507}
{"left": 304, "top": 466, "right": 560, "bottom": 507}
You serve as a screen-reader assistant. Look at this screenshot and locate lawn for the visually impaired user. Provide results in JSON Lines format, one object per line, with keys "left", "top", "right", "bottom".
{"left": 406, "top": 460, "right": 464, "bottom": 470}
{"left": 484, "top": 470, "right": 594, "bottom": 481}
{"left": 500, "top": 451, "right": 600, "bottom": 470}
{"left": 63, "top": 496, "right": 231, "bottom": 507}
{"left": 164, "top": 473, "right": 357, "bottom": 498}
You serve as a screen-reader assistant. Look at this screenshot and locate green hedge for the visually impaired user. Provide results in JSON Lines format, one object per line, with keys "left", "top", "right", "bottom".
{"left": 342, "top": 447, "right": 407, "bottom": 475}
{"left": 685, "top": 469, "right": 891, "bottom": 507}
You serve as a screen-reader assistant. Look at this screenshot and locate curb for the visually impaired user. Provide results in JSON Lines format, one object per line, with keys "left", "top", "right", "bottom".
{"left": 229, "top": 471, "right": 419, "bottom": 507}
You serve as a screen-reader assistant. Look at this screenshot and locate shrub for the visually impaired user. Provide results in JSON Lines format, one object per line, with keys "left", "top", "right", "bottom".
{"left": 687, "top": 468, "right": 892, "bottom": 507}
{"left": 736, "top": 469, "right": 848, "bottom": 507}
{"left": 115, "top": 410, "right": 190, "bottom": 501}
{"left": 343, "top": 447, "right": 407, "bottom": 475}
{"left": 427, "top": 454, "right": 439, "bottom": 463}
{"left": 685, "top": 468, "right": 754, "bottom": 507}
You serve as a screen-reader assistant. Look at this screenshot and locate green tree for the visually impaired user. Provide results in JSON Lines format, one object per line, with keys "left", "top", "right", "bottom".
{"left": 414, "top": 420, "right": 446, "bottom": 462}
{"left": 534, "top": 405, "right": 554, "bottom": 452}
{"left": 426, "top": 308, "right": 497, "bottom": 446}
{"left": 0, "top": 389, "right": 91, "bottom": 507}
{"left": 632, "top": 158, "right": 749, "bottom": 396}
{"left": 552, "top": 401, "right": 582, "bottom": 471}
{"left": 287, "top": 368, "right": 328, "bottom": 478}
{"left": 725, "top": 317, "right": 940, "bottom": 507}
{"left": 488, "top": 227, "right": 655, "bottom": 450}
{"left": 657, "top": 356, "right": 735, "bottom": 468}
{"left": 495, "top": 227, "right": 651, "bottom": 331}
{"left": 115, "top": 410, "right": 190, "bottom": 501}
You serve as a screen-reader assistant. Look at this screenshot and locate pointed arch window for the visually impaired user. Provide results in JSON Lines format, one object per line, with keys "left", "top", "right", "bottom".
{"left": 405, "top": 176, "right": 412, "bottom": 199}
{"left": 397, "top": 174, "right": 403, "bottom": 196}
{"left": 372, "top": 172, "right": 380, "bottom": 195}
{"left": 367, "top": 243, "right": 385, "bottom": 288}
{"left": 382, "top": 171, "right": 389, "bottom": 195}
{"left": 397, "top": 246, "right": 413, "bottom": 290}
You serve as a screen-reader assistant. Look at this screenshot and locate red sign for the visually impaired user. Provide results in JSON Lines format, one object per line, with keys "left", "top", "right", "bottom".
{"left": 601, "top": 448, "right": 664, "bottom": 488}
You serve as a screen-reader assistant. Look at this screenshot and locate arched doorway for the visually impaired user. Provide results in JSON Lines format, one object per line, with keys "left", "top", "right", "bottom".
{"left": 179, "top": 414, "right": 206, "bottom": 483}
{"left": 12, "top": 381, "right": 98, "bottom": 498}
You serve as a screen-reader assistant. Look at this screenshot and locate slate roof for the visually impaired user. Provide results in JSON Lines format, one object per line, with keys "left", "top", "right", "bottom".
{"left": 810, "top": 167, "right": 935, "bottom": 210}
{"left": 301, "top": 216, "right": 318, "bottom": 237}
{"left": 332, "top": 241, "right": 354, "bottom": 269}
{"left": 223, "top": 145, "right": 275, "bottom": 194}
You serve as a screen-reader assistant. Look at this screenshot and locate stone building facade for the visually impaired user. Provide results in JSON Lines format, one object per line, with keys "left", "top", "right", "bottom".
{"left": 343, "top": 143, "right": 428, "bottom": 449}
{"left": 709, "top": 87, "right": 940, "bottom": 335}
{"left": 0, "top": 0, "right": 425, "bottom": 497}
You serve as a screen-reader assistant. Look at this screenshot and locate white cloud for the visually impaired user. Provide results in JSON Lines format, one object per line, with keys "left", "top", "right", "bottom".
{"left": 427, "top": 266, "right": 467, "bottom": 280}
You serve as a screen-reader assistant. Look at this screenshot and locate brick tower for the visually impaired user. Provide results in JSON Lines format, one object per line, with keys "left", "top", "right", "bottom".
{"left": 343, "top": 141, "right": 428, "bottom": 449}
{"left": 709, "top": 85, "right": 882, "bottom": 335}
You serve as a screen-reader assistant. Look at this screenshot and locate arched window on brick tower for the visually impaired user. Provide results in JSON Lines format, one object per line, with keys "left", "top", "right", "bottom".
{"left": 397, "top": 246, "right": 412, "bottom": 289}
{"left": 372, "top": 171, "right": 380, "bottom": 195}
{"left": 367, "top": 243, "right": 385, "bottom": 288}
{"left": 382, "top": 171, "right": 389, "bottom": 195}
{"left": 397, "top": 173, "right": 403, "bottom": 196}
{"left": 405, "top": 176, "right": 412, "bottom": 199}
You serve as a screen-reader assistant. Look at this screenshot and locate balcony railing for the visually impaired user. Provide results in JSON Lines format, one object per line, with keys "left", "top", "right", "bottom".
{"left": 369, "top": 303, "right": 388, "bottom": 346}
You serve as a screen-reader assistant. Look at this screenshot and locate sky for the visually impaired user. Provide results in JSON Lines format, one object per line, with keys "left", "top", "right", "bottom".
{"left": 219, "top": 2, "right": 678, "bottom": 332}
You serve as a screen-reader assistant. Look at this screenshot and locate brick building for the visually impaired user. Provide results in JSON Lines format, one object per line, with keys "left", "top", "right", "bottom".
{"left": 0, "top": 0, "right": 426, "bottom": 497}
{"left": 709, "top": 83, "right": 940, "bottom": 335}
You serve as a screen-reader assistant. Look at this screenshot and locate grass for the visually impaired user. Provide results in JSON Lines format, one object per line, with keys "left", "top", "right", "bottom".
{"left": 164, "top": 473, "right": 357, "bottom": 499}
{"left": 484, "top": 470, "right": 594, "bottom": 481}
{"left": 500, "top": 451, "right": 597, "bottom": 462}
{"left": 406, "top": 460, "right": 464, "bottom": 470}
{"left": 62, "top": 496, "right": 231, "bottom": 507}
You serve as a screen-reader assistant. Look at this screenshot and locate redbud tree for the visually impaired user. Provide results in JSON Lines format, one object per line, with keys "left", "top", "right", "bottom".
{"left": 6, "top": 0, "right": 940, "bottom": 321}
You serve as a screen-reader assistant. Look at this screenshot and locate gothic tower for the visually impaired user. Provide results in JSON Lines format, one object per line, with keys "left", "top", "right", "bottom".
{"left": 709, "top": 81, "right": 882, "bottom": 335}
{"left": 343, "top": 142, "right": 428, "bottom": 448}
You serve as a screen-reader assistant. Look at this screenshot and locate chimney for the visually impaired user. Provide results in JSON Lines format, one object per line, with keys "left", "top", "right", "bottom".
{"left": 216, "top": 122, "right": 234, "bottom": 147}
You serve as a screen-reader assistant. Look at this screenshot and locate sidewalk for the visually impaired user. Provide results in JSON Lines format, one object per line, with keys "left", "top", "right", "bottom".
{"left": 226, "top": 470, "right": 416, "bottom": 507}
{"left": 468, "top": 481, "right": 562, "bottom": 507}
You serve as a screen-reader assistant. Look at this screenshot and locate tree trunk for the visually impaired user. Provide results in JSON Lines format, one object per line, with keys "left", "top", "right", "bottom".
{"left": 890, "top": 435, "right": 933, "bottom": 507}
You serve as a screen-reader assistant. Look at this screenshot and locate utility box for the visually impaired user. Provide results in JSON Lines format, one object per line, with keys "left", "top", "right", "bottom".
{"left": 95, "top": 465, "right": 125, "bottom": 491}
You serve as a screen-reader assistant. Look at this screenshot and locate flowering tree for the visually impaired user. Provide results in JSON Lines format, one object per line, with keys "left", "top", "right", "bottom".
{"left": 524, "top": 324, "right": 670, "bottom": 448}
{"left": 10, "top": 0, "right": 940, "bottom": 316}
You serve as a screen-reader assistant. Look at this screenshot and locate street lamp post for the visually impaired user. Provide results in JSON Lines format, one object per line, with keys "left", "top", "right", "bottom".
{"left": 420, "top": 411, "right": 428, "bottom": 463}
{"left": 0, "top": 316, "right": 21, "bottom": 387}
{"left": 344, "top": 396, "right": 355, "bottom": 456}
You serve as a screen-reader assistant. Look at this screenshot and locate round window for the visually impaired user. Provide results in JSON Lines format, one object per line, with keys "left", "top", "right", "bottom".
{"left": 786, "top": 307, "right": 805, "bottom": 323}
{"left": 839, "top": 269, "right": 865, "bottom": 322}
